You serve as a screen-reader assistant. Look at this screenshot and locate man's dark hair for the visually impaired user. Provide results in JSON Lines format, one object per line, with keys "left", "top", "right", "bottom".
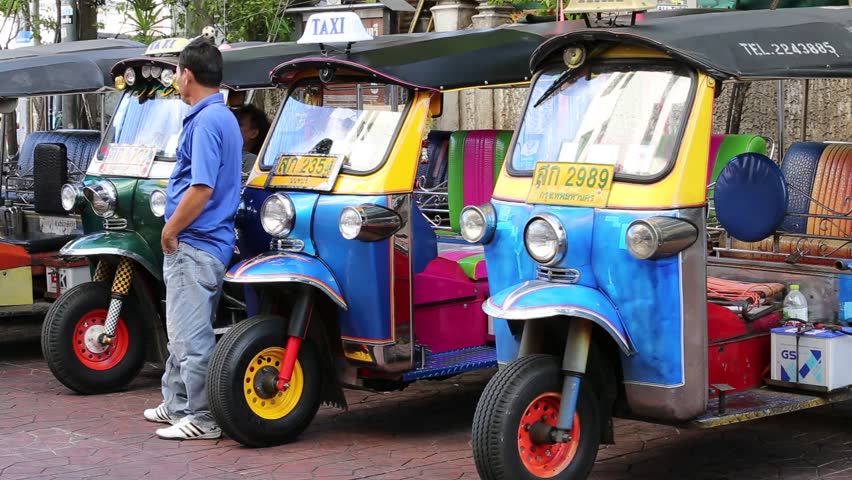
{"left": 235, "top": 104, "right": 271, "bottom": 154}
{"left": 178, "top": 38, "right": 223, "bottom": 88}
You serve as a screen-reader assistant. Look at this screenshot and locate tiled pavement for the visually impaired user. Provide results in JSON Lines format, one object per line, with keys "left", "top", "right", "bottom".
{"left": 3, "top": 337, "right": 852, "bottom": 479}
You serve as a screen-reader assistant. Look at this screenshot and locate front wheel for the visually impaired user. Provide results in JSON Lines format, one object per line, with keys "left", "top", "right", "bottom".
{"left": 41, "top": 281, "right": 148, "bottom": 394}
{"left": 472, "top": 354, "right": 600, "bottom": 480}
{"left": 207, "top": 314, "right": 322, "bottom": 447}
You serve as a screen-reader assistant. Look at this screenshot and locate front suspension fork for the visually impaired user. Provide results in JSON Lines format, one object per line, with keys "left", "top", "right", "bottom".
{"left": 557, "top": 319, "right": 592, "bottom": 432}
{"left": 276, "top": 285, "right": 314, "bottom": 391}
{"left": 98, "top": 257, "right": 134, "bottom": 345}
{"left": 527, "top": 318, "right": 593, "bottom": 445}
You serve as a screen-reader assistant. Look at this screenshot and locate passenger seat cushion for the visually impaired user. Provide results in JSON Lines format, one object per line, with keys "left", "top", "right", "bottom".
{"left": 448, "top": 130, "right": 513, "bottom": 232}
{"left": 806, "top": 144, "right": 852, "bottom": 237}
{"left": 419, "top": 130, "right": 451, "bottom": 189}
{"left": 706, "top": 134, "right": 725, "bottom": 184}
{"left": 17, "top": 130, "right": 100, "bottom": 176}
{"left": 715, "top": 153, "right": 787, "bottom": 242}
{"left": 780, "top": 142, "right": 826, "bottom": 233}
{"left": 438, "top": 249, "right": 487, "bottom": 280}
{"left": 708, "top": 135, "right": 767, "bottom": 185}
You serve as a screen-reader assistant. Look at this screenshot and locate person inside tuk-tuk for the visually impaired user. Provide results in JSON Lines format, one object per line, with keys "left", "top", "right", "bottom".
{"left": 233, "top": 104, "right": 270, "bottom": 175}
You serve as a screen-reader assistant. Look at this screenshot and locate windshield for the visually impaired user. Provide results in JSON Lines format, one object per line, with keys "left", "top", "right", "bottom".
{"left": 97, "top": 85, "right": 188, "bottom": 162}
{"left": 260, "top": 81, "right": 410, "bottom": 174}
{"left": 511, "top": 63, "right": 693, "bottom": 179}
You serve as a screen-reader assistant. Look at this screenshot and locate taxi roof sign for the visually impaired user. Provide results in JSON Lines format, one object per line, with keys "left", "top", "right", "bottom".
{"left": 297, "top": 12, "right": 373, "bottom": 46}
{"left": 145, "top": 38, "right": 190, "bottom": 56}
{"left": 564, "top": 0, "right": 655, "bottom": 14}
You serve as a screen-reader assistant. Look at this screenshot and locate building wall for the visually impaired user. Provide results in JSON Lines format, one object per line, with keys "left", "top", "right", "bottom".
{"left": 712, "top": 79, "right": 852, "bottom": 160}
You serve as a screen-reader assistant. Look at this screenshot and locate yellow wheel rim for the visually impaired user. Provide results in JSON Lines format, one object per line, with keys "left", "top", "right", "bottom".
{"left": 244, "top": 347, "right": 304, "bottom": 420}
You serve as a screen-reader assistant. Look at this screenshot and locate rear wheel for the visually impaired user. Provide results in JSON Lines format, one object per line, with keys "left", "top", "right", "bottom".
{"left": 472, "top": 354, "right": 600, "bottom": 480}
{"left": 41, "top": 281, "right": 147, "bottom": 394}
{"left": 207, "top": 314, "right": 322, "bottom": 447}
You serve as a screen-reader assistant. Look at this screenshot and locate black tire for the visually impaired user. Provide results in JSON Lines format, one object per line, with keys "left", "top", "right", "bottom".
{"left": 41, "top": 281, "right": 148, "bottom": 394}
{"left": 472, "top": 354, "right": 601, "bottom": 480}
{"left": 207, "top": 314, "right": 322, "bottom": 447}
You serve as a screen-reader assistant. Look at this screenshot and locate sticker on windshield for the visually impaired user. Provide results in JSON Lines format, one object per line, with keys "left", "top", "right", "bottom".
{"left": 527, "top": 162, "right": 614, "bottom": 208}
{"left": 98, "top": 144, "right": 157, "bottom": 177}
{"left": 266, "top": 154, "right": 344, "bottom": 191}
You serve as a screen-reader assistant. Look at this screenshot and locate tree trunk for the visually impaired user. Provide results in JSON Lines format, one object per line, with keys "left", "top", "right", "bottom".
{"left": 76, "top": 0, "right": 98, "bottom": 40}
{"left": 5, "top": 111, "right": 19, "bottom": 158}
{"left": 54, "top": 0, "right": 62, "bottom": 43}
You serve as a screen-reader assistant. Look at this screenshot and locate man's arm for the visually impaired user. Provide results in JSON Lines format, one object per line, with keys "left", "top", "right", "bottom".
{"left": 161, "top": 185, "right": 213, "bottom": 253}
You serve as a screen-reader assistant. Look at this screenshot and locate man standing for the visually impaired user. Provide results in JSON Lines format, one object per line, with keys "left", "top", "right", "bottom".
{"left": 142, "top": 38, "right": 242, "bottom": 440}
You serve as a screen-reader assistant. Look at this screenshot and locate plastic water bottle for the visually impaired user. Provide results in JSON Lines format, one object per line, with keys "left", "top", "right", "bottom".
{"left": 783, "top": 285, "right": 809, "bottom": 322}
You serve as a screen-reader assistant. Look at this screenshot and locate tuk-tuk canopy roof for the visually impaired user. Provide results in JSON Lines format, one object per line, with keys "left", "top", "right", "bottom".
{"left": 531, "top": 7, "right": 852, "bottom": 80}
{"left": 219, "top": 42, "right": 317, "bottom": 89}
{"left": 0, "top": 39, "right": 145, "bottom": 98}
{"left": 272, "top": 21, "right": 584, "bottom": 91}
{"left": 112, "top": 41, "right": 317, "bottom": 90}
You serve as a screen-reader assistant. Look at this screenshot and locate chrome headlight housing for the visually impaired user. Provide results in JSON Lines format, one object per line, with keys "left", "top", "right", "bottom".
{"left": 124, "top": 67, "right": 136, "bottom": 86}
{"left": 339, "top": 204, "right": 401, "bottom": 241}
{"left": 150, "top": 189, "right": 167, "bottom": 218}
{"left": 460, "top": 203, "right": 496, "bottom": 244}
{"left": 625, "top": 217, "right": 698, "bottom": 260}
{"left": 60, "top": 183, "right": 83, "bottom": 212}
{"left": 160, "top": 68, "right": 175, "bottom": 87}
{"left": 260, "top": 193, "right": 295, "bottom": 237}
{"left": 524, "top": 213, "right": 566, "bottom": 266}
{"left": 82, "top": 180, "right": 118, "bottom": 218}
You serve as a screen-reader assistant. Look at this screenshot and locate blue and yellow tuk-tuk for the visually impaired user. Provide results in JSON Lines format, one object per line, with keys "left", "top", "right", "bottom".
{"left": 461, "top": 5, "right": 852, "bottom": 479}
{"left": 41, "top": 38, "right": 314, "bottom": 395}
{"left": 205, "top": 13, "right": 580, "bottom": 447}
{"left": 0, "top": 40, "right": 143, "bottom": 319}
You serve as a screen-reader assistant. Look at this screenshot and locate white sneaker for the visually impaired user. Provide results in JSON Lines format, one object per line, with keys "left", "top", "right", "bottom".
{"left": 143, "top": 403, "right": 182, "bottom": 425}
{"left": 155, "top": 416, "right": 222, "bottom": 440}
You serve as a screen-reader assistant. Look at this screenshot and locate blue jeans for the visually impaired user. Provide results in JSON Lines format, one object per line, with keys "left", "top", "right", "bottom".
{"left": 161, "top": 242, "right": 225, "bottom": 426}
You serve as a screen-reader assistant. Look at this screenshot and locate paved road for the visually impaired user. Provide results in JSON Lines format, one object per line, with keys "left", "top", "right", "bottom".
{"left": 2, "top": 324, "right": 852, "bottom": 480}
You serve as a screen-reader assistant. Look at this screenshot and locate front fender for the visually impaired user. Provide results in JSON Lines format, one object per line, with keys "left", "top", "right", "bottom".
{"left": 226, "top": 251, "right": 347, "bottom": 310}
{"left": 61, "top": 231, "right": 161, "bottom": 281}
{"left": 484, "top": 280, "right": 636, "bottom": 356}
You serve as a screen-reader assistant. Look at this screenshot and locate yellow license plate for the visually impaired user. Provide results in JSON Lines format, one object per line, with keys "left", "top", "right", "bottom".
{"left": 266, "top": 154, "right": 343, "bottom": 191}
{"left": 527, "top": 163, "right": 614, "bottom": 207}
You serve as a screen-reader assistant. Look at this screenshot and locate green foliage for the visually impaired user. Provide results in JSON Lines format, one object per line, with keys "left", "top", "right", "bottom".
{"left": 215, "top": 0, "right": 294, "bottom": 42}
{"left": 165, "top": 0, "right": 295, "bottom": 42}
{"left": 118, "top": 0, "right": 171, "bottom": 44}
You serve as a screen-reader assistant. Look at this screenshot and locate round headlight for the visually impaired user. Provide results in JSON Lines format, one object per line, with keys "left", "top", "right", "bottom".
{"left": 60, "top": 183, "right": 80, "bottom": 212}
{"left": 626, "top": 221, "right": 660, "bottom": 260}
{"left": 460, "top": 204, "right": 496, "bottom": 244}
{"left": 161, "top": 69, "right": 174, "bottom": 87}
{"left": 141, "top": 65, "right": 152, "bottom": 78}
{"left": 339, "top": 207, "right": 363, "bottom": 240}
{"left": 260, "top": 193, "right": 295, "bottom": 237}
{"left": 151, "top": 65, "right": 163, "bottom": 78}
{"left": 124, "top": 67, "right": 136, "bottom": 86}
{"left": 524, "top": 214, "right": 566, "bottom": 265}
{"left": 150, "top": 189, "right": 167, "bottom": 218}
{"left": 84, "top": 180, "right": 118, "bottom": 218}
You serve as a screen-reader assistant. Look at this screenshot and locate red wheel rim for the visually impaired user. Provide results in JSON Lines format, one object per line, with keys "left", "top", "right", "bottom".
{"left": 72, "top": 309, "right": 130, "bottom": 371}
{"left": 517, "top": 393, "right": 581, "bottom": 478}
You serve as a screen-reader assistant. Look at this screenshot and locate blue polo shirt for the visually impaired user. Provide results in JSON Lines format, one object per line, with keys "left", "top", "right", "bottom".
{"left": 166, "top": 93, "right": 242, "bottom": 266}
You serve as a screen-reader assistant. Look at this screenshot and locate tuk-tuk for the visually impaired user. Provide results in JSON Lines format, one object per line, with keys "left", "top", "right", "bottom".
{"left": 204, "top": 13, "right": 579, "bottom": 447}
{"left": 0, "top": 39, "right": 144, "bottom": 319}
{"left": 460, "top": 5, "right": 852, "bottom": 479}
{"left": 42, "top": 37, "right": 315, "bottom": 395}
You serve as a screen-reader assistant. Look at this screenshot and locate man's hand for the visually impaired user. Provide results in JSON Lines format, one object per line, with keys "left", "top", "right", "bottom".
{"left": 161, "top": 185, "right": 214, "bottom": 255}
{"left": 162, "top": 225, "right": 179, "bottom": 254}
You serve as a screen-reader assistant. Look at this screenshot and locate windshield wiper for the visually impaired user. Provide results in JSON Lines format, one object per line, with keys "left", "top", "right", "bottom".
{"left": 533, "top": 69, "right": 575, "bottom": 108}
